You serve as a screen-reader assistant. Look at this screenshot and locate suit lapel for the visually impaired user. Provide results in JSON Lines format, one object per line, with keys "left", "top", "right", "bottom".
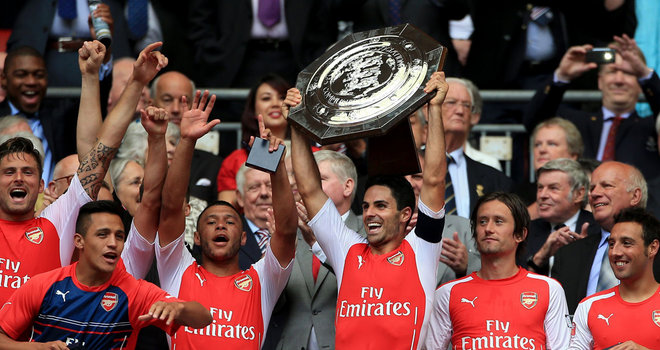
{"left": 465, "top": 156, "right": 479, "bottom": 214}
{"left": 296, "top": 234, "right": 317, "bottom": 296}
{"left": 240, "top": 218, "right": 263, "bottom": 266}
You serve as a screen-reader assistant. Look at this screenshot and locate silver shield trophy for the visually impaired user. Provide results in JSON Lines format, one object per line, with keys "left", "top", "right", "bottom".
{"left": 288, "top": 24, "right": 446, "bottom": 175}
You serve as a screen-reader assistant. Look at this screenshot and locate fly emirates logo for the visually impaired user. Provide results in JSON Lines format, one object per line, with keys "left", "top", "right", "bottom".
{"left": 0, "top": 257, "right": 29, "bottom": 290}
{"left": 183, "top": 307, "right": 257, "bottom": 341}
{"left": 458, "top": 320, "right": 540, "bottom": 350}
{"left": 338, "top": 286, "right": 414, "bottom": 318}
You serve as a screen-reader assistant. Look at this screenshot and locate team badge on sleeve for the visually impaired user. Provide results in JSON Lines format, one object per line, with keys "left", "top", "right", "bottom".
{"left": 25, "top": 227, "right": 44, "bottom": 244}
{"left": 387, "top": 251, "right": 404, "bottom": 266}
{"left": 234, "top": 275, "right": 253, "bottom": 292}
{"left": 520, "top": 292, "right": 538, "bottom": 309}
{"left": 653, "top": 310, "right": 660, "bottom": 327}
{"left": 101, "top": 292, "right": 118, "bottom": 312}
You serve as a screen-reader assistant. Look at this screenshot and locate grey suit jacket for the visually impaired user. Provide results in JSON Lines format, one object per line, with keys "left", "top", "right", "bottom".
{"left": 436, "top": 215, "right": 481, "bottom": 286}
{"left": 265, "top": 210, "right": 364, "bottom": 350}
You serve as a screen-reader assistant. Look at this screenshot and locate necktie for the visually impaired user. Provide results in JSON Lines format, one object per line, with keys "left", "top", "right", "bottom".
{"left": 58, "top": 0, "right": 77, "bottom": 20}
{"left": 444, "top": 155, "right": 456, "bottom": 216}
{"left": 388, "top": 0, "right": 402, "bottom": 25}
{"left": 596, "top": 241, "right": 618, "bottom": 292}
{"left": 255, "top": 229, "right": 270, "bottom": 256}
{"left": 312, "top": 255, "right": 320, "bottom": 282}
{"left": 127, "top": 0, "right": 149, "bottom": 40}
{"left": 552, "top": 223, "right": 566, "bottom": 232}
{"left": 530, "top": 6, "right": 552, "bottom": 26}
{"left": 601, "top": 116, "right": 623, "bottom": 161}
{"left": 257, "top": 0, "right": 281, "bottom": 28}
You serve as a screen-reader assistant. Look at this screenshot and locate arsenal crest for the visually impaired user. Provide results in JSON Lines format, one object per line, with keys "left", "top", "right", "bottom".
{"left": 234, "top": 275, "right": 253, "bottom": 292}
{"left": 25, "top": 227, "right": 44, "bottom": 244}
{"left": 387, "top": 251, "right": 404, "bottom": 266}
{"left": 653, "top": 310, "right": 660, "bottom": 327}
{"left": 101, "top": 292, "right": 118, "bottom": 312}
{"left": 520, "top": 292, "right": 538, "bottom": 309}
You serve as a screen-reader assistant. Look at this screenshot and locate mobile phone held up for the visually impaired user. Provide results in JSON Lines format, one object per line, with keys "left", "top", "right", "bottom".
{"left": 585, "top": 48, "right": 615, "bottom": 64}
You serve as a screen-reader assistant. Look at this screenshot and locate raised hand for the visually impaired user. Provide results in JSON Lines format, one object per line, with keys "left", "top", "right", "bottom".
{"left": 556, "top": 45, "right": 598, "bottom": 82}
{"left": 250, "top": 114, "right": 286, "bottom": 154}
{"left": 612, "top": 34, "right": 653, "bottom": 78}
{"left": 425, "top": 71, "right": 449, "bottom": 107}
{"left": 78, "top": 40, "right": 106, "bottom": 75}
{"left": 133, "top": 42, "right": 168, "bottom": 85}
{"left": 180, "top": 90, "right": 220, "bottom": 140}
{"left": 138, "top": 301, "right": 185, "bottom": 326}
{"left": 281, "top": 88, "right": 302, "bottom": 119}
{"left": 440, "top": 232, "right": 468, "bottom": 275}
{"left": 140, "top": 106, "right": 169, "bottom": 136}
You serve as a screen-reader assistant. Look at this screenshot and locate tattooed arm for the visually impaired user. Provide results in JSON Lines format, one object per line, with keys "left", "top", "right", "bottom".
{"left": 77, "top": 42, "right": 168, "bottom": 199}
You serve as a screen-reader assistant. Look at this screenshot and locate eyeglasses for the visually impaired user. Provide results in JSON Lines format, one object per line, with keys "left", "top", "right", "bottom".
{"left": 443, "top": 99, "right": 475, "bottom": 113}
{"left": 52, "top": 174, "right": 75, "bottom": 186}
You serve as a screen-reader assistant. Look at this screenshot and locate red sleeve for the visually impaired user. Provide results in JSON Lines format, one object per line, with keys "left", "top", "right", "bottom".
{"left": 217, "top": 149, "right": 248, "bottom": 192}
{"left": 0, "top": 274, "right": 50, "bottom": 339}
{"left": 129, "top": 279, "right": 185, "bottom": 335}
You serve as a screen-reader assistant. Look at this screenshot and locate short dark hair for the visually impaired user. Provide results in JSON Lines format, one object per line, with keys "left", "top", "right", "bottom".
{"left": 470, "top": 192, "right": 530, "bottom": 261}
{"left": 614, "top": 208, "right": 660, "bottom": 248}
{"left": 240, "top": 74, "right": 291, "bottom": 148}
{"left": 76, "top": 200, "right": 125, "bottom": 236}
{"left": 196, "top": 200, "right": 243, "bottom": 232}
{"left": 4, "top": 46, "right": 44, "bottom": 74}
{"left": 365, "top": 175, "right": 415, "bottom": 212}
{"left": 0, "top": 137, "right": 44, "bottom": 177}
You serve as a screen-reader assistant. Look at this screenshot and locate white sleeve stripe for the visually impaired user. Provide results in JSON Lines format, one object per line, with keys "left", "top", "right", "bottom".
{"left": 418, "top": 200, "right": 445, "bottom": 219}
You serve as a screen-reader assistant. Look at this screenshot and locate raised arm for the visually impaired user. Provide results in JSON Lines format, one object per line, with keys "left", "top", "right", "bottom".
{"left": 285, "top": 88, "right": 328, "bottom": 219}
{"left": 419, "top": 72, "right": 449, "bottom": 212}
{"left": 254, "top": 115, "right": 297, "bottom": 266}
{"left": 158, "top": 91, "right": 219, "bottom": 247}
{"left": 133, "top": 107, "right": 169, "bottom": 244}
{"left": 77, "top": 40, "right": 105, "bottom": 160}
{"left": 77, "top": 42, "right": 168, "bottom": 200}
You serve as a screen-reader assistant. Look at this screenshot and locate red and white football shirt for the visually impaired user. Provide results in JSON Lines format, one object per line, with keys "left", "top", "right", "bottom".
{"left": 0, "top": 174, "right": 90, "bottom": 303}
{"left": 569, "top": 285, "right": 660, "bottom": 349}
{"left": 156, "top": 233, "right": 292, "bottom": 349}
{"left": 426, "top": 268, "right": 571, "bottom": 350}
{"left": 308, "top": 198, "right": 444, "bottom": 349}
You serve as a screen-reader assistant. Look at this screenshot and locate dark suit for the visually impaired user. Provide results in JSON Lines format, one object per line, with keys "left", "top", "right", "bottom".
{"left": 464, "top": 154, "right": 514, "bottom": 215}
{"left": 348, "top": 0, "right": 468, "bottom": 77}
{"left": 238, "top": 217, "right": 265, "bottom": 271}
{"left": 265, "top": 210, "right": 364, "bottom": 350}
{"left": 0, "top": 99, "right": 77, "bottom": 165}
{"left": 7, "top": 0, "right": 131, "bottom": 86}
{"left": 523, "top": 72, "right": 660, "bottom": 179}
{"left": 189, "top": 150, "right": 222, "bottom": 204}
{"left": 188, "top": 0, "right": 352, "bottom": 87}
{"left": 522, "top": 209, "right": 600, "bottom": 272}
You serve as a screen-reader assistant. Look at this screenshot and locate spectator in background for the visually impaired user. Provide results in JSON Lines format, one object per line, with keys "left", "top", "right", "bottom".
{"left": 150, "top": 71, "right": 221, "bottom": 205}
{"left": 0, "top": 52, "right": 6, "bottom": 103}
{"left": 442, "top": 77, "right": 512, "bottom": 218}
{"left": 217, "top": 74, "right": 290, "bottom": 208}
{"left": 551, "top": 161, "right": 656, "bottom": 313}
{"left": 7, "top": 0, "right": 131, "bottom": 87}
{"left": 519, "top": 117, "right": 584, "bottom": 219}
{"left": 188, "top": 0, "right": 351, "bottom": 121}
{"left": 524, "top": 35, "right": 660, "bottom": 180}
{"left": 0, "top": 46, "right": 77, "bottom": 182}
{"left": 524, "top": 158, "right": 599, "bottom": 275}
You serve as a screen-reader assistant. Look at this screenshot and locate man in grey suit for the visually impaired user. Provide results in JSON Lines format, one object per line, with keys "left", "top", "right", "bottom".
{"left": 266, "top": 150, "right": 364, "bottom": 350}
{"left": 405, "top": 151, "right": 480, "bottom": 285}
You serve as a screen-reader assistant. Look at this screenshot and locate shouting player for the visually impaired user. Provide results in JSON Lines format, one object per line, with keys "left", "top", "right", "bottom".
{"left": 0, "top": 200, "right": 211, "bottom": 348}
{"left": 287, "top": 71, "right": 448, "bottom": 349}
{"left": 426, "top": 192, "right": 571, "bottom": 349}
{"left": 145, "top": 91, "right": 297, "bottom": 349}
{"left": 569, "top": 208, "right": 660, "bottom": 350}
